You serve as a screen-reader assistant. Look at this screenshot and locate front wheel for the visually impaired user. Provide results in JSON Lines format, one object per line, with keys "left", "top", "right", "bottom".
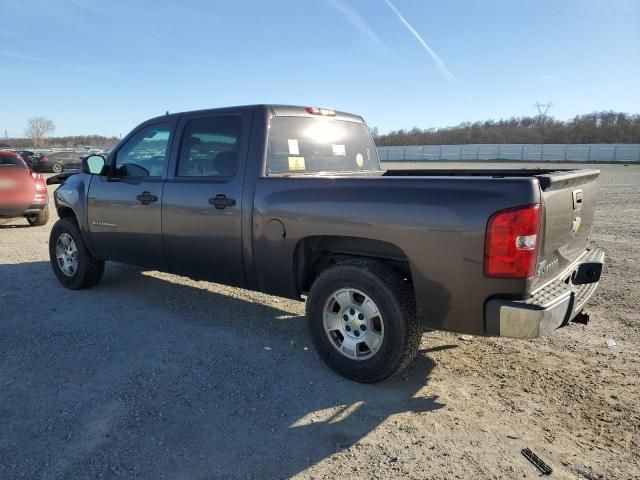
{"left": 306, "top": 260, "right": 421, "bottom": 383}
{"left": 49, "top": 218, "right": 105, "bottom": 289}
{"left": 52, "top": 163, "right": 63, "bottom": 174}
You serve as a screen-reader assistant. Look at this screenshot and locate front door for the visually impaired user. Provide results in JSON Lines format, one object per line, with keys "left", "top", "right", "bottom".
{"left": 87, "top": 121, "right": 175, "bottom": 269}
{"left": 162, "top": 113, "right": 248, "bottom": 286}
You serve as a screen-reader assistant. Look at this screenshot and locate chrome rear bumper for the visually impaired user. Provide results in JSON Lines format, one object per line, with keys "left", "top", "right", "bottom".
{"left": 485, "top": 248, "right": 605, "bottom": 339}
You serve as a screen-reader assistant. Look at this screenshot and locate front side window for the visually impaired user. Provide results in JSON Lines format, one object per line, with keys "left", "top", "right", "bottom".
{"left": 266, "top": 117, "right": 380, "bottom": 175}
{"left": 114, "top": 123, "right": 172, "bottom": 177}
{"left": 177, "top": 115, "right": 243, "bottom": 178}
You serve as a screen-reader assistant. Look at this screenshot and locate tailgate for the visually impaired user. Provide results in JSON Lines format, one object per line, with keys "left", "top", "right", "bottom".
{"left": 0, "top": 167, "right": 34, "bottom": 207}
{"left": 531, "top": 169, "right": 600, "bottom": 290}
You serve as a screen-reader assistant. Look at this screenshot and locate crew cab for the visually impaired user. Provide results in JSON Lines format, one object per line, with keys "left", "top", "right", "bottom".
{"left": 46, "top": 105, "right": 604, "bottom": 382}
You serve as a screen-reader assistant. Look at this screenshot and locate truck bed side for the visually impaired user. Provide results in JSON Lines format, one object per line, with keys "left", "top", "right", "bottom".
{"left": 251, "top": 175, "right": 541, "bottom": 335}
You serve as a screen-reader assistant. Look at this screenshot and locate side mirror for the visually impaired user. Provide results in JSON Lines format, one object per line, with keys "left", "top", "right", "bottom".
{"left": 82, "top": 154, "right": 106, "bottom": 175}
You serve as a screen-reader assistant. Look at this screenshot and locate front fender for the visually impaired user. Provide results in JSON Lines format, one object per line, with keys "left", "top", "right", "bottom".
{"left": 52, "top": 172, "right": 100, "bottom": 258}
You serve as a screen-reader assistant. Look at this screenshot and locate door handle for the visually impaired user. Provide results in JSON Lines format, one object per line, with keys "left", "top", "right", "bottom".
{"left": 136, "top": 191, "right": 158, "bottom": 205}
{"left": 208, "top": 194, "right": 236, "bottom": 210}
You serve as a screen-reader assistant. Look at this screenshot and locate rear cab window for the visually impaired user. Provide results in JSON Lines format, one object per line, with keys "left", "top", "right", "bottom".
{"left": 266, "top": 116, "right": 379, "bottom": 175}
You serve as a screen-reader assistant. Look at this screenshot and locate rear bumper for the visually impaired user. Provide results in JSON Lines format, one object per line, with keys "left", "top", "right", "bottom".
{"left": 485, "top": 248, "right": 605, "bottom": 339}
{"left": 0, "top": 202, "right": 48, "bottom": 218}
{"left": 23, "top": 202, "right": 48, "bottom": 214}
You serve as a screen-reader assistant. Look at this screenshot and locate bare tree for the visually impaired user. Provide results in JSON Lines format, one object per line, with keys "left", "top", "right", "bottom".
{"left": 24, "top": 117, "right": 56, "bottom": 147}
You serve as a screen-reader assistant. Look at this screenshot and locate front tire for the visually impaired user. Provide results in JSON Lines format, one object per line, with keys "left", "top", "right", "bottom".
{"left": 306, "top": 260, "right": 421, "bottom": 383}
{"left": 52, "top": 163, "right": 63, "bottom": 174}
{"left": 26, "top": 207, "right": 49, "bottom": 226}
{"left": 49, "top": 218, "right": 105, "bottom": 289}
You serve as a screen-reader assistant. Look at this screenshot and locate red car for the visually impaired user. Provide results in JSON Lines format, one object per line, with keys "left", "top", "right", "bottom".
{"left": 0, "top": 150, "right": 49, "bottom": 226}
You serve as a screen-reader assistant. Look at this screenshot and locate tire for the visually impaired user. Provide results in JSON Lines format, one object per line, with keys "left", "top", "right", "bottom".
{"left": 26, "top": 207, "right": 49, "bottom": 226}
{"left": 49, "top": 218, "right": 105, "bottom": 289}
{"left": 306, "top": 259, "right": 421, "bottom": 383}
{"left": 52, "top": 163, "right": 63, "bottom": 174}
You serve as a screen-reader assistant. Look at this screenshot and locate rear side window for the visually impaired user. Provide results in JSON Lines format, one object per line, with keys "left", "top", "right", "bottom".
{"left": 177, "top": 115, "right": 243, "bottom": 178}
{"left": 0, "top": 154, "right": 27, "bottom": 169}
{"left": 266, "top": 117, "right": 379, "bottom": 175}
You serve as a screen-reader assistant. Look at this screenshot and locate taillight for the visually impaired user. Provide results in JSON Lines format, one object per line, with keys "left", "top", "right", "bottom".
{"left": 484, "top": 204, "right": 541, "bottom": 279}
{"left": 306, "top": 106, "right": 336, "bottom": 116}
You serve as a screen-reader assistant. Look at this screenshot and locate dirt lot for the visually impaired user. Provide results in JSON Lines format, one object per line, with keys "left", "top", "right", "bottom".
{"left": 0, "top": 163, "right": 638, "bottom": 479}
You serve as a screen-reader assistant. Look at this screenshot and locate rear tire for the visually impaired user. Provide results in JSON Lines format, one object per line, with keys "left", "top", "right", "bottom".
{"left": 26, "top": 207, "right": 49, "bottom": 226}
{"left": 306, "top": 259, "right": 421, "bottom": 383}
{"left": 49, "top": 218, "right": 104, "bottom": 289}
{"left": 52, "top": 163, "right": 63, "bottom": 174}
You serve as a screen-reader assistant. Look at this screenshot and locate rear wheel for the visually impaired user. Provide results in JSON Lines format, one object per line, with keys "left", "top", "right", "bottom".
{"left": 49, "top": 218, "right": 104, "bottom": 289}
{"left": 306, "top": 259, "right": 421, "bottom": 383}
{"left": 52, "top": 163, "right": 63, "bottom": 174}
{"left": 26, "top": 208, "right": 49, "bottom": 226}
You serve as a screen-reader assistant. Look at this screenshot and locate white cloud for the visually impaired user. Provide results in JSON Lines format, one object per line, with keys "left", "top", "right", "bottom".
{"left": 382, "top": 0, "right": 457, "bottom": 83}
{"left": 326, "top": 0, "right": 382, "bottom": 45}
{"left": 542, "top": 74, "right": 557, "bottom": 80}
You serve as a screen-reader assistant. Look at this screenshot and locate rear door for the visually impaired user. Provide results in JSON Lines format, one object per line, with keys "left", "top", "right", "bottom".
{"left": 87, "top": 120, "right": 176, "bottom": 269}
{"left": 162, "top": 112, "right": 250, "bottom": 286}
{"left": 532, "top": 170, "right": 600, "bottom": 288}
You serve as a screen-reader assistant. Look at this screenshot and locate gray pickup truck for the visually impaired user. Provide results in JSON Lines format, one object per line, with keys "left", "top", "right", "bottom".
{"left": 47, "top": 105, "right": 604, "bottom": 383}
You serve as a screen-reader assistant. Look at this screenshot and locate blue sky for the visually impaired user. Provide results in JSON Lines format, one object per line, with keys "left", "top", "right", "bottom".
{"left": 1, "top": 0, "right": 638, "bottom": 137}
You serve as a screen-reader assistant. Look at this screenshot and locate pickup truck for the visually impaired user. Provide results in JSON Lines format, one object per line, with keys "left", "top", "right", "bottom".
{"left": 47, "top": 105, "right": 604, "bottom": 383}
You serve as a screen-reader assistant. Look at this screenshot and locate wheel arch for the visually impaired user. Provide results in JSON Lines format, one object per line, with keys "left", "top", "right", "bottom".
{"left": 292, "top": 235, "right": 412, "bottom": 296}
{"left": 57, "top": 206, "right": 78, "bottom": 224}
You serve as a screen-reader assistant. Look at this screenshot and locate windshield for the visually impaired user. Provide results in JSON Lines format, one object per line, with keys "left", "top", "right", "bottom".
{"left": 266, "top": 117, "right": 379, "bottom": 175}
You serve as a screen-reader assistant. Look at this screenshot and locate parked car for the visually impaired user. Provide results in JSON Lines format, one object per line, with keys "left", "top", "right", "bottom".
{"left": 47, "top": 152, "right": 82, "bottom": 174}
{"left": 0, "top": 150, "right": 49, "bottom": 226}
{"left": 14, "top": 150, "right": 37, "bottom": 169}
{"left": 14, "top": 150, "right": 55, "bottom": 173}
{"left": 46, "top": 105, "right": 604, "bottom": 383}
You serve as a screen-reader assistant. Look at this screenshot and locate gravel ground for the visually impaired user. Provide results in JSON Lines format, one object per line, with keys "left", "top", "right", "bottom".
{"left": 0, "top": 163, "right": 638, "bottom": 479}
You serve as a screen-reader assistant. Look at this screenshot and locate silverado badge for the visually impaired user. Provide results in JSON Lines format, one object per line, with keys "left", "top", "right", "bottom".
{"left": 570, "top": 216, "right": 582, "bottom": 235}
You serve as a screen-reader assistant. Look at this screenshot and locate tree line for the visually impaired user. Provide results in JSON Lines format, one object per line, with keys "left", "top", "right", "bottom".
{"left": 374, "top": 111, "right": 640, "bottom": 146}
{"left": 4, "top": 111, "right": 639, "bottom": 149}
{"left": 0, "top": 116, "right": 120, "bottom": 149}
{"left": 2, "top": 134, "right": 119, "bottom": 149}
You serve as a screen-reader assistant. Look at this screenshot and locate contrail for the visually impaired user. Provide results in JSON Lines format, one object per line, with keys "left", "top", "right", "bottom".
{"left": 0, "top": 50, "right": 141, "bottom": 83}
{"left": 71, "top": 0, "right": 206, "bottom": 54}
{"left": 327, "top": 0, "right": 382, "bottom": 45}
{"left": 0, "top": 50, "right": 108, "bottom": 75}
{"left": 382, "top": 0, "right": 457, "bottom": 83}
{"left": 0, "top": 51, "right": 78, "bottom": 68}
